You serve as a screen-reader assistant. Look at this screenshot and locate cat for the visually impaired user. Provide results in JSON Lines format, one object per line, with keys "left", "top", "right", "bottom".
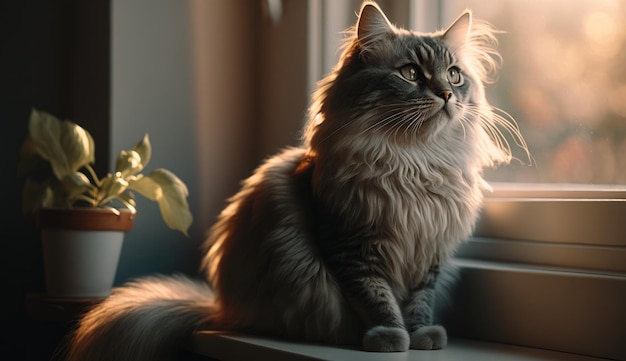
{"left": 61, "top": 1, "right": 527, "bottom": 360}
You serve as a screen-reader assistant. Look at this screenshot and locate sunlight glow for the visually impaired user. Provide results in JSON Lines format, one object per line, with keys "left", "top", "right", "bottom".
{"left": 445, "top": 0, "right": 626, "bottom": 184}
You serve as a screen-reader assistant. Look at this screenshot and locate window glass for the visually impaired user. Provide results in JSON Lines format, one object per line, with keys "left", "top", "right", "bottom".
{"left": 443, "top": 0, "right": 626, "bottom": 184}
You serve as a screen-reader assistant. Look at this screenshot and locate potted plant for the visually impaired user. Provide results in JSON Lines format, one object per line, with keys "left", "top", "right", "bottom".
{"left": 18, "top": 109, "right": 193, "bottom": 298}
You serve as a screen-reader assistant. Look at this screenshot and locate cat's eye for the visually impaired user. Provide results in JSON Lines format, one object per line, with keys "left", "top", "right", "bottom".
{"left": 447, "top": 67, "right": 463, "bottom": 86}
{"left": 399, "top": 64, "right": 420, "bottom": 82}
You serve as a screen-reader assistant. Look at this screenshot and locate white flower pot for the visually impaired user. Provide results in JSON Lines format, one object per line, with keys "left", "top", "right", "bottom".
{"left": 36, "top": 208, "right": 135, "bottom": 298}
{"left": 42, "top": 229, "right": 124, "bottom": 298}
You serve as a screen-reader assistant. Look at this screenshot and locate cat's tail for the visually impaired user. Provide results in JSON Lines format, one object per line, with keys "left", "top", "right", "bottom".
{"left": 58, "top": 274, "right": 218, "bottom": 361}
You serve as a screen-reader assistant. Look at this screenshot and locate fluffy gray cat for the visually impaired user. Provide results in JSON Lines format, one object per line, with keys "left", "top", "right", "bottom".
{"left": 62, "top": 2, "right": 527, "bottom": 360}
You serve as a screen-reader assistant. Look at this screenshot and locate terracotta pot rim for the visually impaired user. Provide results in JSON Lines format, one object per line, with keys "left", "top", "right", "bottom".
{"left": 36, "top": 207, "right": 135, "bottom": 231}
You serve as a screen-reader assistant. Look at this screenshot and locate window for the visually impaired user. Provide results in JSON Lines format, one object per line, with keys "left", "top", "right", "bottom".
{"left": 442, "top": 0, "right": 626, "bottom": 185}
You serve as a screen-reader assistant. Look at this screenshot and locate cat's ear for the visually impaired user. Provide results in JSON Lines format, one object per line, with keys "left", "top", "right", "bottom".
{"left": 442, "top": 10, "right": 472, "bottom": 52}
{"left": 357, "top": 2, "right": 394, "bottom": 46}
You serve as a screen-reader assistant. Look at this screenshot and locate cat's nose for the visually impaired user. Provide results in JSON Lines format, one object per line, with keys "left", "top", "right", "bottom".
{"left": 438, "top": 90, "right": 452, "bottom": 102}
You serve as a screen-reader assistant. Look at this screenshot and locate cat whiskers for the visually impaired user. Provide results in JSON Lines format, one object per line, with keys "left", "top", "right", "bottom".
{"left": 373, "top": 100, "right": 435, "bottom": 138}
{"left": 451, "top": 102, "right": 470, "bottom": 141}
{"left": 312, "top": 105, "right": 414, "bottom": 145}
{"left": 378, "top": 107, "right": 425, "bottom": 139}
{"left": 365, "top": 106, "right": 412, "bottom": 135}
{"left": 455, "top": 112, "right": 469, "bottom": 142}
{"left": 314, "top": 99, "right": 436, "bottom": 145}
{"left": 463, "top": 105, "right": 533, "bottom": 165}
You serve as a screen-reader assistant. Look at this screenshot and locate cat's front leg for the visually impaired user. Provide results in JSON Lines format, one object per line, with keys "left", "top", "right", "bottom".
{"left": 347, "top": 275, "right": 410, "bottom": 352}
{"left": 402, "top": 266, "right": 447, "bottom": 350}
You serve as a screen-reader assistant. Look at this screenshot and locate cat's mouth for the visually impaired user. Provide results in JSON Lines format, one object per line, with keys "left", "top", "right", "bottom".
{"left": 431, "top": 102, "right": 456, "bottom": 121}
{"left": 414, "top": 103, "right": 461, "bottom": 135}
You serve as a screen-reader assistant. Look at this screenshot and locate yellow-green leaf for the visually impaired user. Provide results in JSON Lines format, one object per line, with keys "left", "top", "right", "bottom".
{"left": 28, "top": 109, "right": 95, "bottom": 180}
{"left": 96, "top": 174, "right": 131, "bottom": 206}
{"left": 59, "top": 172, "right": 94, "bottom": 204}
{"left": 114, "top": 150, "right": 142, "bottom": 178}
{"left": 116, "top": 192, "right": 137, "bottom": 212}
{"left": 114, "top": 134, "right": 151, "bottom": 177}
{"left": 128, "top": 169, "right": 192, "bottom": 236}
{"left": 132, "top": 134, "right": 152, "bottom": 169}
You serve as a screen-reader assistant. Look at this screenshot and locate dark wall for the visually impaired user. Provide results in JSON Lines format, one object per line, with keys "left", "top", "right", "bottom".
{"left": 1, "top": 1, "right": 110, "bottom": 359}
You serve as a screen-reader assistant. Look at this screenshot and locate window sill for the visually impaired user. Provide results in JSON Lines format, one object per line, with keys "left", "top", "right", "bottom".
{"left": 185, "top": 257, "right": 624, "bottom": 361}
{"left": 442, "top": 258, "right": 625, "bottom": 361}
{"left": 187, "top": 331, "right": 607, "bottom": 361}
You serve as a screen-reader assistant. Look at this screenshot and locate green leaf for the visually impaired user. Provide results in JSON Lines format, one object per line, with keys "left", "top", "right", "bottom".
{"left": 114, "top": 134, "right": 151, "bottom": 177}
{"left": 114, "top": 150, "right": 141, "bottom": 178}
{"left": 133, "top": 134, "right": 152, "bottom": 169}
{"left": 97, "top": 174, "right": 130, "bottom": 206}
{"left": 59, "top": 172, "right": 95, "bottom": 204}
{"left": 128, "top": 169, "right": 192, "bottom": 236}
{"left": 28, "top": 109, "right": 95, "bottom": 180}
{"left": 116, "top": 192, "right": 137, "bottom": 213}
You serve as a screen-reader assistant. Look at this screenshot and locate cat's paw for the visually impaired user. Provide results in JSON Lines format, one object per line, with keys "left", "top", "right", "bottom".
{"left": 362, "top": 326, "right": 410, "bottom": 352}
{"left": 410, "top": 325, "right": 447, "bottom": 350}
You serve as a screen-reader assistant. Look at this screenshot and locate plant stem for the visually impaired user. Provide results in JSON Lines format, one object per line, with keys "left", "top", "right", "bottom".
{"left": 85, "top": 164, "right": 102, "bottom": 187}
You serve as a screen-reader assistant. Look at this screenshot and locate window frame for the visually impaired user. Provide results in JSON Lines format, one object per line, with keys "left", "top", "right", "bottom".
{"left": 476, "top": 182, "right": 626, "bottom": 248}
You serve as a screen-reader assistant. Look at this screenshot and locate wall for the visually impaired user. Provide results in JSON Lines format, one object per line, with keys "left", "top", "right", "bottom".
{"left": 110, "top": 0, "right": 266, "bottom": 283}
{"left": 110, "top": 0, "right": 312, "bottom": 283}
{"left": 257, "top": 0, "right": 310, "bottom": 157}
{"left": 110, "top": 0, "right": 200, "bottom": 283}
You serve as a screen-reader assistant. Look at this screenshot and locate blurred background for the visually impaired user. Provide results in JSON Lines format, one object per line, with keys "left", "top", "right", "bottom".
{"left": 443, "top": 0, "right": 626, "bottom": 184}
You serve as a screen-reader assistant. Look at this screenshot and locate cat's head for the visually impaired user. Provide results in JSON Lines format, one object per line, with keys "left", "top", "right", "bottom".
{"left": 304, "top": 1, "right": 526, "bottom": 168}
